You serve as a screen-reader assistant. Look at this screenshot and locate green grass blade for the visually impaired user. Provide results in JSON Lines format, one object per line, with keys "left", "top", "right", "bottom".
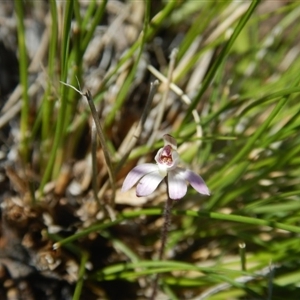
{"left": 15, "top": 0, "right": 30, "bottom": 162}
{"left": 183, "top": 0, "right": 261, "bottom": 124}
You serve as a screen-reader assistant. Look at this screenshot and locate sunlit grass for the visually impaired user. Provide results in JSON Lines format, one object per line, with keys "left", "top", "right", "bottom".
{"left": 9, "top": 0, "right": 300, "bottom": 299}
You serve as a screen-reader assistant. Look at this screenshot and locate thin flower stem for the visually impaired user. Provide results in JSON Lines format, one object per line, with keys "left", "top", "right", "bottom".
{"left": 159, "top": 196, "right": 173, "bottom": 261}
{"left": 150, "top": 179, "right": 173, "bottom": 300}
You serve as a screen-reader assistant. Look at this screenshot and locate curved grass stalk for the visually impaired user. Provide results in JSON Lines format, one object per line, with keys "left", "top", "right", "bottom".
{"left": 53, "top": 207, "right": 300, "bottom": 249}
{"left": 183, "top": 0, "right": 261, "bottom": 124}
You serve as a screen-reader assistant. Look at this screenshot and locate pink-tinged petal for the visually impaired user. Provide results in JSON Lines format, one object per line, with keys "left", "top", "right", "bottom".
{"left": 122, "top": 164, "right": 158, "bottom": 192}
{"left": 167, "top": 170, "right": 187, "bottom": 200}
{"left": 182, "top": 169, "right": 210, "bottom": 195}
{"left": 170, "top": 151, "right": 180, "bottom": 169}
{"left": 136, "top": 171, "right": 164, "bottom": 197}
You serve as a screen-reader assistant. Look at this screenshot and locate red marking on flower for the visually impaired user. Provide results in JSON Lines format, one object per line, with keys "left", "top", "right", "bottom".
{"left": 158, "top": 145, "right": 173, "bottom": 166}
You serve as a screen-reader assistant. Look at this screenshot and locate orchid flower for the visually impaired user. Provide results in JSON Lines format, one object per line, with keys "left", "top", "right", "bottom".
{"left": 122, "top": 134, "right": 209, "bottom": 200}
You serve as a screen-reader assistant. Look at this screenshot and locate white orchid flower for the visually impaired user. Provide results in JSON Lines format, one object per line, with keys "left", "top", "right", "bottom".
{"left": 122, "top": 134, "right": 209, "bottom": 200}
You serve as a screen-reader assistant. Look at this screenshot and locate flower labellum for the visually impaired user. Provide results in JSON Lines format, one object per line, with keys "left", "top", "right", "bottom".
{"left": 122, "top": 134, "right": 210, "bottom": 200}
